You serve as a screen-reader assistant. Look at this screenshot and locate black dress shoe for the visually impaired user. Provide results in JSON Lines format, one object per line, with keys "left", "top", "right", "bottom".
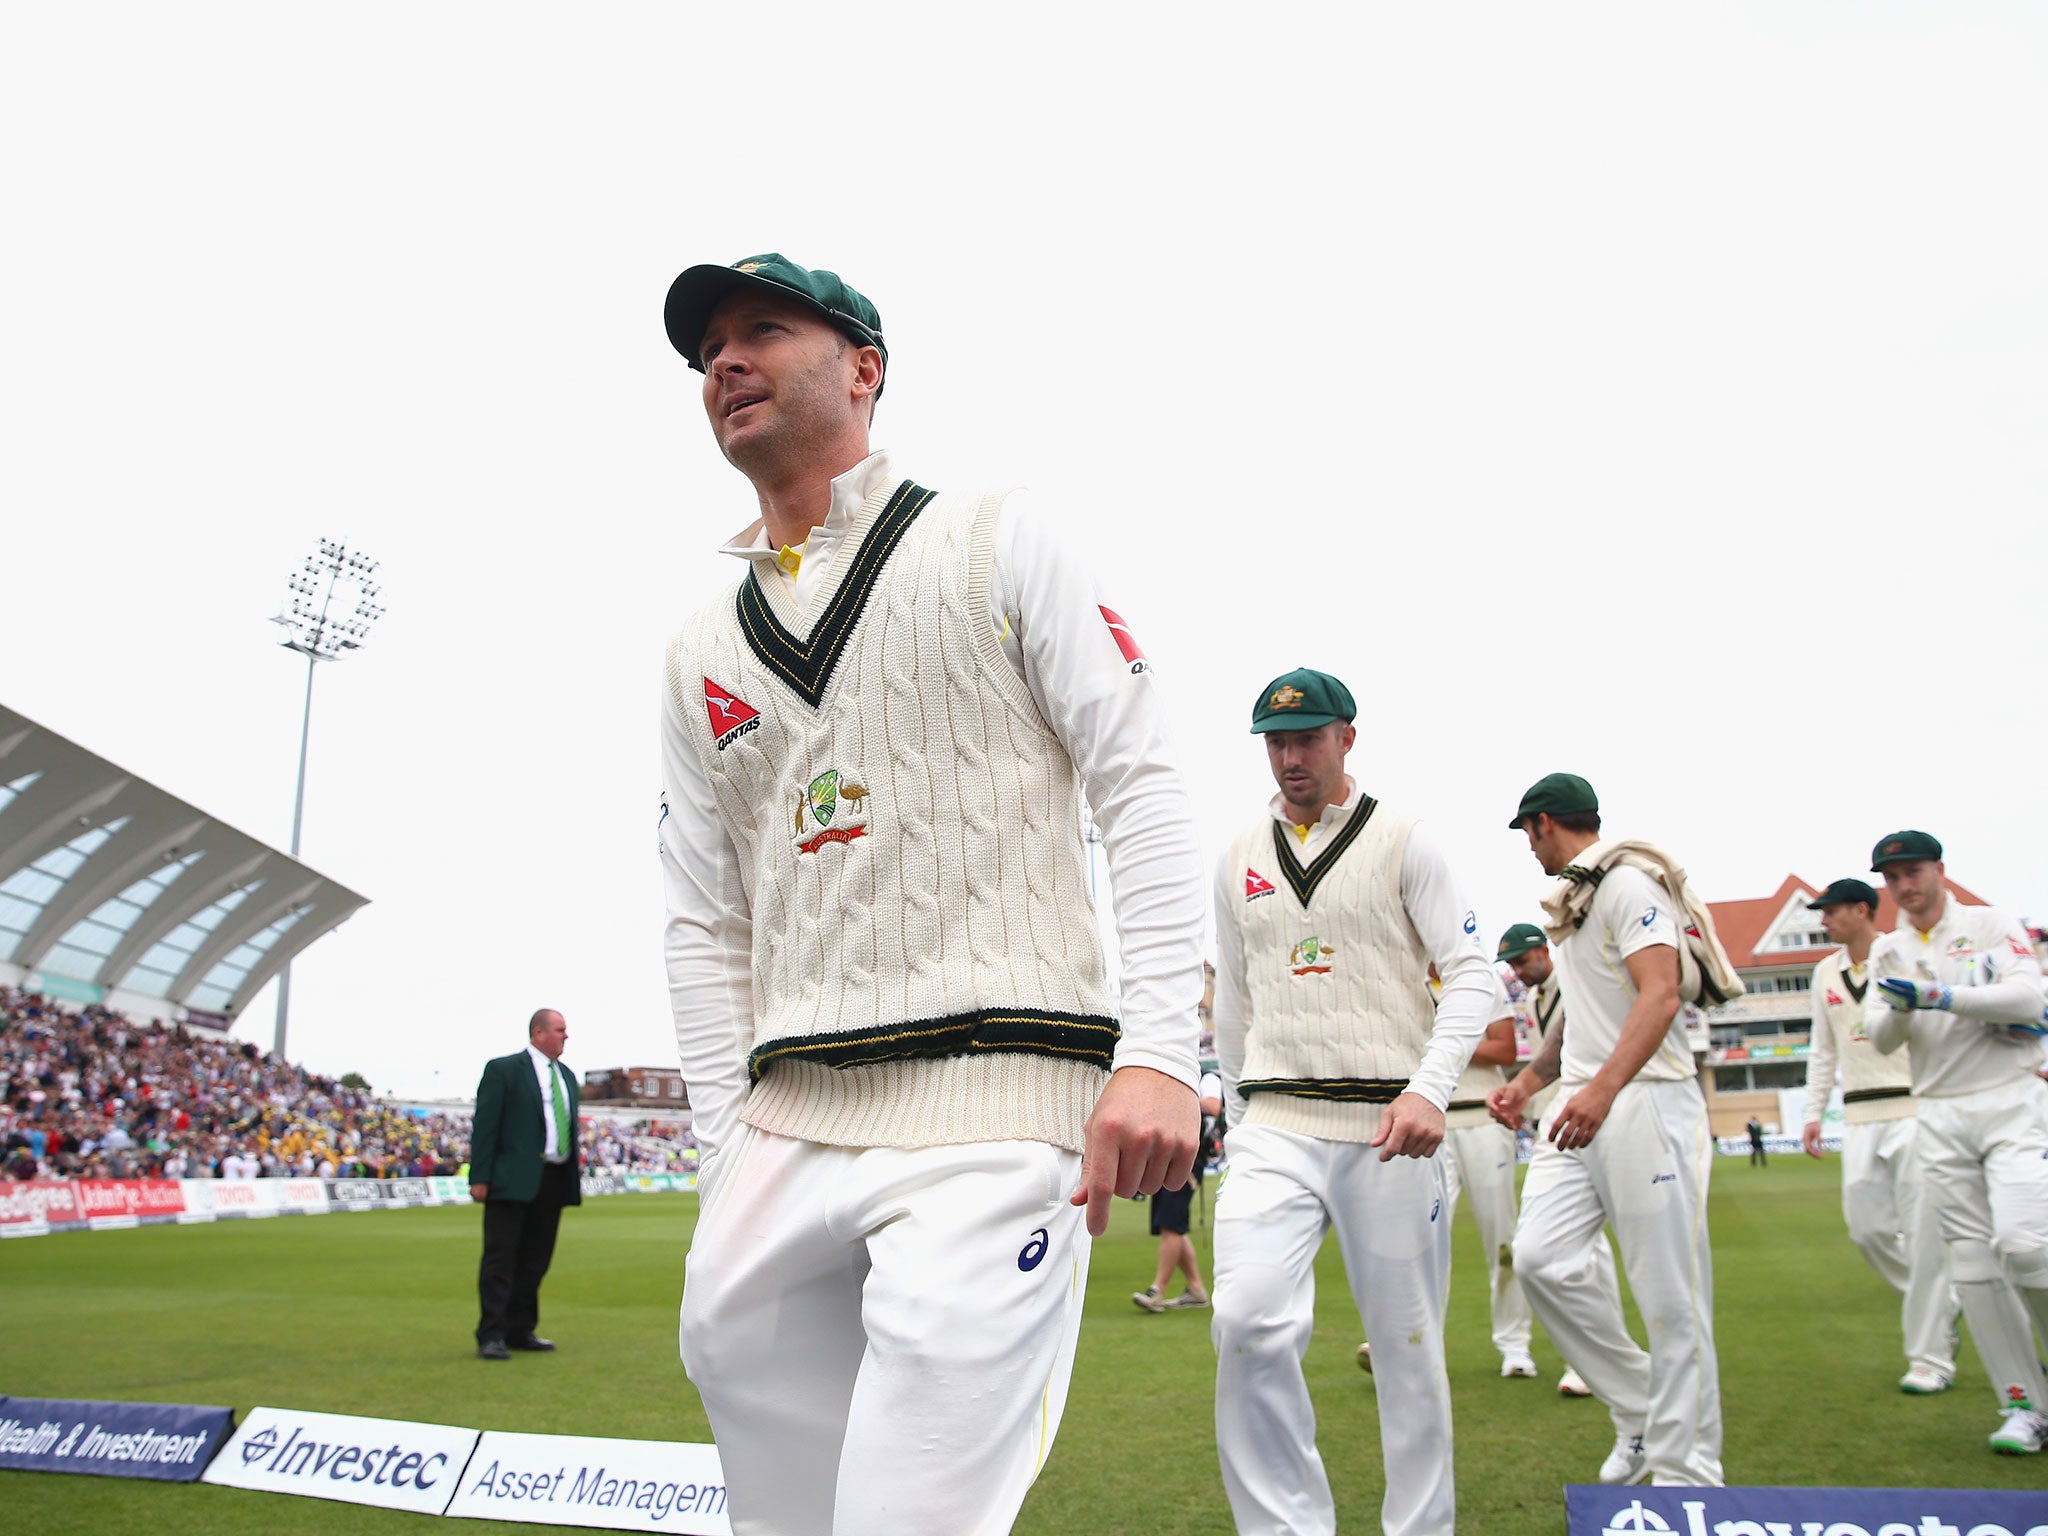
{"left": 508, "top": 1335, "right": 556, "bottom": 1352}
{"left": 477, "top": 1339, "right": 512, "bottom": 1360}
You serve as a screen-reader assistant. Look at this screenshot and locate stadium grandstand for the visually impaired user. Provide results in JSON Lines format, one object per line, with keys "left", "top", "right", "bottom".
{"left": 0, "top": 703, "right": 366, "bottom": 1026}
{"left": 1, "top": 986, "right": 699, "bottom": 1182}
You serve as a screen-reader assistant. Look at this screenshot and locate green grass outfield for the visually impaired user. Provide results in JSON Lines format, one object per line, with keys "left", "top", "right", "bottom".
{"left": 1, "top": 1156, "right": 2036, "bottom": 1534}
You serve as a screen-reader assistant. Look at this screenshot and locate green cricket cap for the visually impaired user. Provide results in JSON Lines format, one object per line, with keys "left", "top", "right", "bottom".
{"left": 1250, "top": 668, "right": 1356, "bottom": 734}
{"left": 1508, "top": 771, "right": 1599, "bottom": 830}
{"left": 664, "top": 253, "right": 888, "bottom": 381}
{"left": 1497, "top": 922, "right": 1548, "bottom": 961}
{"left": 1870, "top": 829, "right": 1942, "bottom": 871}
{"left": 1806, "top": 877, "right": 1879, "bottom": 912}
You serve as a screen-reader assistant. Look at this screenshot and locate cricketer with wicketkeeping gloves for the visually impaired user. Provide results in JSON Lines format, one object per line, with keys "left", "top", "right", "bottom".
{"left": 1862, "top": 829, "right": 2048, "bottom": 1456}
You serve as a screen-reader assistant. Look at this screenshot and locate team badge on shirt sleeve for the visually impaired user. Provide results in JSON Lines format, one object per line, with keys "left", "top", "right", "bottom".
{"left": 1289, "top": 937, "right": 1335, "bottom": 976}
{"left": 793, "top": 768, "right": 871, "bottom": 854}
{"left": 1246, "top": 869, "right": 1276, "bottom": 902}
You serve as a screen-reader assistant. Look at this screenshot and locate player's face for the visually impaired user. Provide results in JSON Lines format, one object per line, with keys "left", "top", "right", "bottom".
{"left": 1263, "top": 721, "right": 1354, "bottom": 814}
{"left": 1881, "top": 860, "right": 1946, "bottom": 925}
{"left": 1817, "top": 902, "right": 1874, "bottom": 945}
{"left": 698, "top": 291, "right": 866, "bottom": 472}
{"left": 1523, "top": 815, "right": 1566, "bottom": 877}
{"left": 530, "top": 1012, "right": 569, "bottom": 1060}
{"left": 1507, "top": 948, "right": 1551, "bottom": 987}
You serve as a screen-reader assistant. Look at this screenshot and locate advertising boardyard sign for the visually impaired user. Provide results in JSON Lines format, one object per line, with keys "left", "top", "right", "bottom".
{"left": 445, "top": 1429, "right": 730, "bottom": 1533}
{"left": 1567, "top": 1484, "right": 2048, "bottom": 1536}
{"left": 202, "top": 1406, "right": 478, "bottom": 1514}
{"left": 0, "top": 1395, "right": 234, "bottom": 1481}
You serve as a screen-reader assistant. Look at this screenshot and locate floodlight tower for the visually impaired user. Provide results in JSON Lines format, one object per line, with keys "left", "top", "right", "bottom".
{"left": 267, "top": 538, "right": 384, "bottom": 1060}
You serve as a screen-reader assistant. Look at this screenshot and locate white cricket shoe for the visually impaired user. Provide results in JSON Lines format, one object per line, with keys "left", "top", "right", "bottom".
{"left": 1989, "top": 1409, "right": 2048, "bottom": 1455}
{"left": 1356, "top": 1342, "right": 1372, "bottom": 1373}
{"left": 1501, "top": 1355, "right": 1539, "bottom": 1379}
{"left": 1898, "top": 1364, "right": 1952, "bottom": 1395}
{"left": 1131, "top": 1286, "right": 1166, "bottom": 1314}
{"left": 1598, "top": 1434, "right": 1647, "bottom": 1485}
{"left": 1558, "top": 1367, "right": 1594, "bottom": 1398}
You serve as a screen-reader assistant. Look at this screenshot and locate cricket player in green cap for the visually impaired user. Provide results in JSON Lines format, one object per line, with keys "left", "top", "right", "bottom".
{"left": 1798, "top": 877, "right": 1961, "bottom": 1397}
{"left": 1863, "top": 832, "right": 2048, "bottom": 1454}
{"left": 1490, "top": 774, "right": 1725, "bottom": 1487}
{"left": 657, "top": 254, "right": 1207, "bottom": 1531}
{"left": 1210, "top": 666, "right": 1493, "bottom": 1536}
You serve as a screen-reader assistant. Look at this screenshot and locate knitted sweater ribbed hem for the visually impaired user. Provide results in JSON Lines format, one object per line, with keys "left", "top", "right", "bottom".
{"left": 740, "top": 1054, "right": 1106, "bottom": 1152}
{"left": 1244, "top": 1093, "right": 1389, "bottom": 1143}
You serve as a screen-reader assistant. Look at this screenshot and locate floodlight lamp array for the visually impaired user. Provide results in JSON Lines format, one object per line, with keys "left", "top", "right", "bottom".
{"left": 271, "top": 537, "right": 385, "bottom": 662}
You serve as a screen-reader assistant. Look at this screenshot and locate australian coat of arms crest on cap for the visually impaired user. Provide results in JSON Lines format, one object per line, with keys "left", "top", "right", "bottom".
{"left": 794, "top": 768, "right": 871, "bottom": 855}
{"left": 1270, "top": 685, "right": 1305, "bottom": 709}
{"left": 1289, "top": 936, "right": 1334, "bottom": 976}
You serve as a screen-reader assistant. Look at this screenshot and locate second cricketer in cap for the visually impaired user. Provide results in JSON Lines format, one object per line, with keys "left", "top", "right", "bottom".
{"left": 1211, "top": 666, "right": 1495, "bottom": 1536}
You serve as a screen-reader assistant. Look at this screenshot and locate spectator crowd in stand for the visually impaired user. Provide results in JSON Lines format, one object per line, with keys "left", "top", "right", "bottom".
{"left": 1, "top": 988, "right": 696, "bottom": 1183}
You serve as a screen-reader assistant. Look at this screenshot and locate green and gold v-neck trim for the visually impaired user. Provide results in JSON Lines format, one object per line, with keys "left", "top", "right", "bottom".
{"left": 734, "top": 479, "right": 937, "bottom": 707}
{"left": 1270, "top": 796, "right": 1378, "bottom": 907}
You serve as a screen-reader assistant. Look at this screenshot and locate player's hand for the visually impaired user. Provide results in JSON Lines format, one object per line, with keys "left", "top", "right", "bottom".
{"left": 1370, "top": 1092, "right": 1445, "bottom": 1161}
{"left": 1800, "top": 1121, "right": 1824, "bottom": 1159}
{"left": 470, "top": 1183, "right": 488, "bottom": 1203}
{"left": 1549, "top": 1081, "right": 1616, "bottom": 1150}
{"left": 1876, "top": 977, "right": 1952, "bottom": 1011}
{"left": 1486, "top": 1080, "right": 1531, "bottom": 1132}
{"left": 1070, "top": 1067, "right": 1198, "bottom": 1238}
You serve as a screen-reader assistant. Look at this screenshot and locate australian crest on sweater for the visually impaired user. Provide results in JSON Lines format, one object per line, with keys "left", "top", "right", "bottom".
{"left": 665, "top": 476, "right": 1116, "bottom": 1152}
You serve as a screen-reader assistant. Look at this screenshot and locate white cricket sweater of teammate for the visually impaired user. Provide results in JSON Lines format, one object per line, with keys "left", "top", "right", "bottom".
{"left": 1863, "top": 899, "right": 2046, "bottom": 1098}
{"left": 1802, "top": 949, "right": 1914, "bottom": 1129}
{"left": 1211, "top": 779, "right": 1493, "bottom": 1137}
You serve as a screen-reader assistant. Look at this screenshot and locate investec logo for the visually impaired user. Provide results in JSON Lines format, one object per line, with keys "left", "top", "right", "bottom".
{"left": 1598, "top": 1496, "right": 2036, "bottom": 1536}
{"left": 237, "top": 1423, "right": 450, "bottom": 1490}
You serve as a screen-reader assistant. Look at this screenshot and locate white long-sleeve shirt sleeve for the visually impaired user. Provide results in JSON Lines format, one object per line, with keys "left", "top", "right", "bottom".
{"left": 997, "top": 492, "right": 1205, "bottom": 1094}
{"left": 1400, "top": 822, "right": 1493, "bottom": 1110}
{"left": 1211, "top": 847, "right": 1252, "bottom": 1127}
{"left": 1802, "top": 978, "right": 1837, "bottom": 1127}
{"left": 658, "top": 679, "right": 753, "bottom": 1166}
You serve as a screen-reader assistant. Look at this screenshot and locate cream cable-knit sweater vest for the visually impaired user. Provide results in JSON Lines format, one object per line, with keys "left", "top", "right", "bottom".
{"left": 1813, "top": 949, "right": 1914, "bottom": 1125}
{"left": 666, "top": 478, "right": 1116, "bottom": 1153}
{"left": 1227, "top": 801, "right": 1432, "bottom": 1142}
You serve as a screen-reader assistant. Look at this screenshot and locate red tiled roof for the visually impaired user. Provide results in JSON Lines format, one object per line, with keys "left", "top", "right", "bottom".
{"left": 1709, "top": 874, "right": 1988, "bottom": 972}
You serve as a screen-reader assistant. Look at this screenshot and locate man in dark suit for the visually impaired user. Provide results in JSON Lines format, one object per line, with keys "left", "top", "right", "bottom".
{"left": 470, "top": 1008, "right": 581, "bottom": 1360}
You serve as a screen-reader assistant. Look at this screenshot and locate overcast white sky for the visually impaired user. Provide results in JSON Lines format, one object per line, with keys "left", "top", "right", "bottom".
{"left": 3, "top": 5, "right": 2043, "bottom": 1099}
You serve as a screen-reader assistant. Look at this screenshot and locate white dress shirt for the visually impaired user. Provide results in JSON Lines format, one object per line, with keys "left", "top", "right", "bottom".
{"left": 527, "top": 1044, "right": 570, "bottom": 1164}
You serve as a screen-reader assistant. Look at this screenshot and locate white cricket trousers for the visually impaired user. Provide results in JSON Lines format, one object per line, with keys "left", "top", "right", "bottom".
{"left": 679, "top": 1125, "right": 1090, "bottom": 1536}
{"left": 1838, "top": 1116, "right": 1957, "bottom": 1377}
{"left": 1442, "top": 1121, "right": 1533, "bottom": 1361}
{"left": 1916, "top": 1076, "right": 2048, "bottom": 1414}
{"left": 1212, "top": 1120, "right": 1455, "bottom": 1536}
{"left": 1513, "top": 1078, "right": 1722, "bottom": 1486}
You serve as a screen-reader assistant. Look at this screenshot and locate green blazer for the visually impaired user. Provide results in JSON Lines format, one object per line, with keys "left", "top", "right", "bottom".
{"left": 469, "top": 1050, "right": 581, "bottom": 1206}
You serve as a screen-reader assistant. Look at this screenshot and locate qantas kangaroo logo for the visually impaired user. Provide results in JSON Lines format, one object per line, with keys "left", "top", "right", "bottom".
{"left": 1246, "top": 869, "right": 1276, "bottom": 902}
{"left": 1099, "top": 606, "right": 1150, "bottom": 674}
{"left": 703, "top": 678, "right": 761, "bottom": 750}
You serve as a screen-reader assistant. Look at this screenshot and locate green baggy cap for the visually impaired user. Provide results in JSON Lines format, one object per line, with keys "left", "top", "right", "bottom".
{"left": 1806, "top": 878, "right": 1880, "bottom": 912}
{"left": 1250, "top": 668, "right": 1356, "bottom": 734}
{"left": 1508, "top": 772, "right": 1598, "bottom": 830}
{"left": 1870, "top": 830, "right": 1942, "bottom": 871}
{"left": 1497, "top": 922, "right": 1549, "bottom": 961}
{"left": 664, "top": 253, "right": 887, "bottom": 382}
